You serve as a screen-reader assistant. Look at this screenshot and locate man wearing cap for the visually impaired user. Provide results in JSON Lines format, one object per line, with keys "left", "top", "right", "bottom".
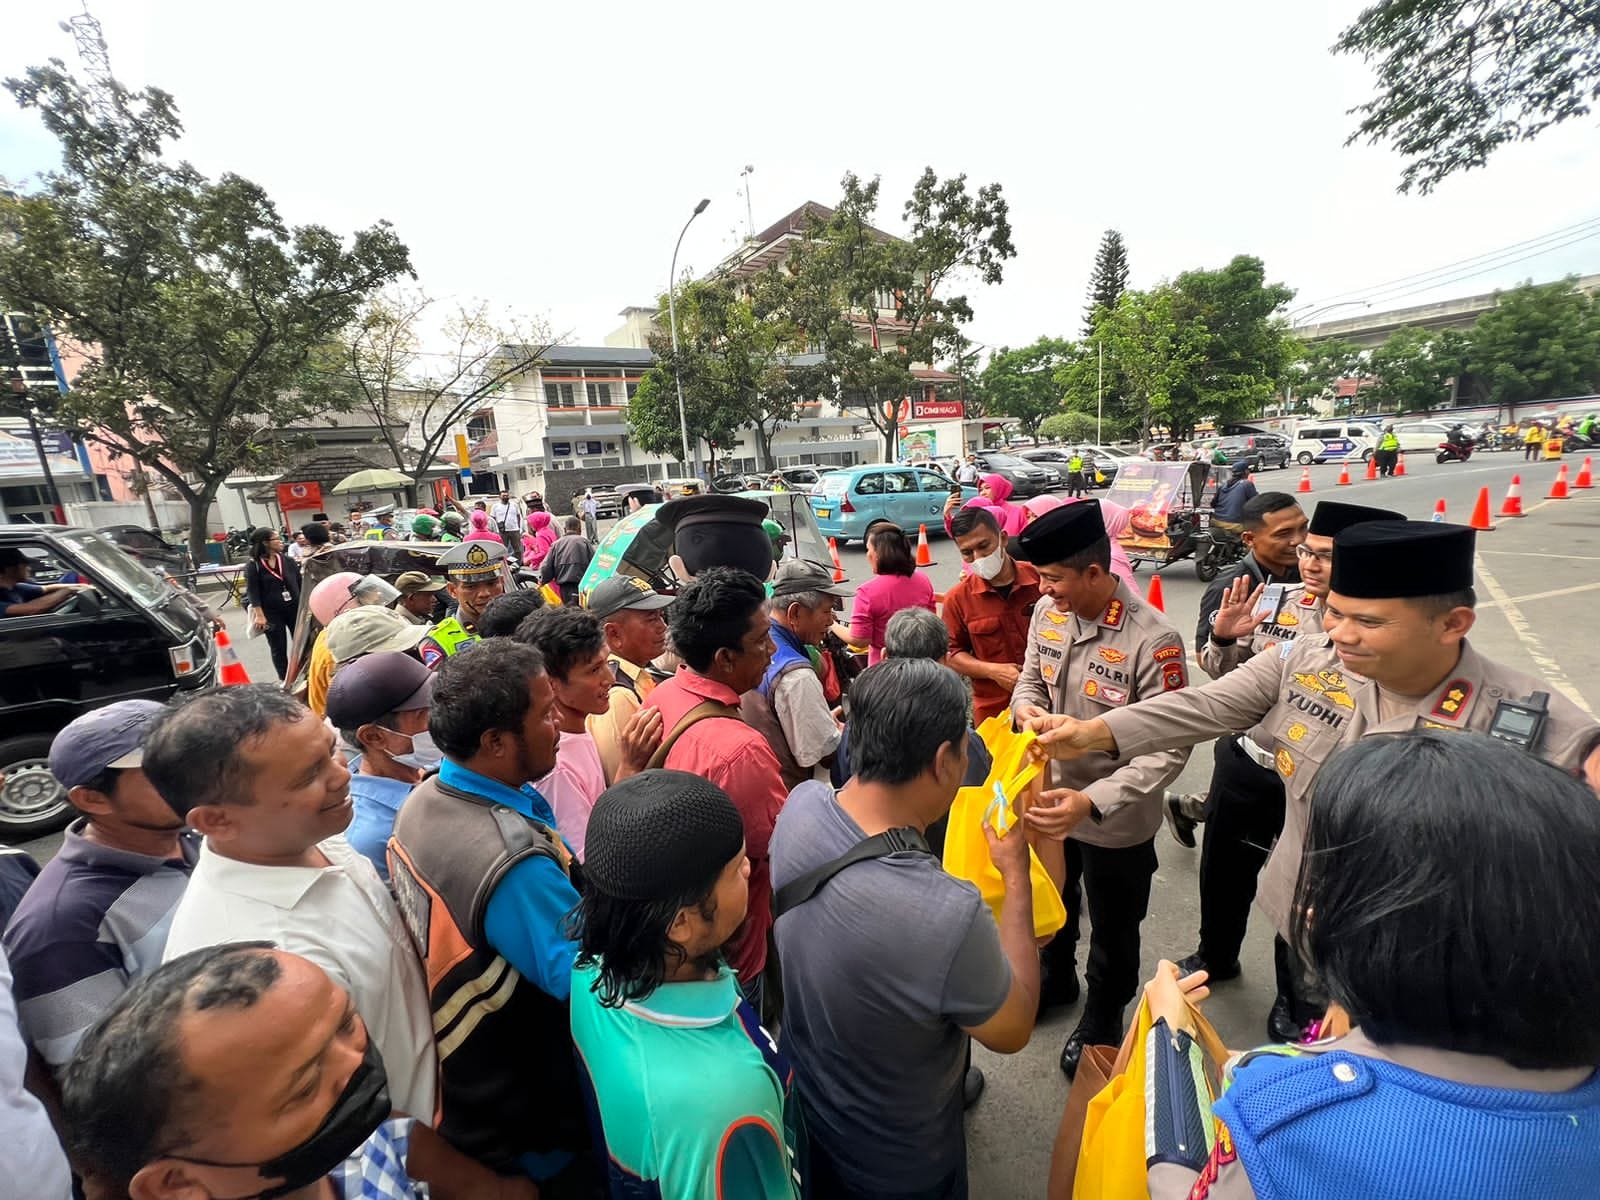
{"left": 326, "top": 604, "right": 428, "bottom": 675}
{"left": 392, "top": 570, "right": 448, "bottom": 625}
{"left": 419, "top": 540, "right": 508, "bottom": 668}
{"left": 1174, "top": 500, "right": 1402, "bottom": 1031}
{"left": 538, "top": 517, "right": 595, "bottom": 605}
{"left": 1006, "top": 500, "right": 1192, "bottom": 1076}
{"left": 585, "top": 575, "right": 674, "bottom": 784}
{"left": 1029, "top": 520, "right": 1600, "bottom": 1039}
{"left": 325, "top": 652, "right": 439, "bottom": 881}
{"left": 741, "top": 559, "right": 850, "bottom": 792}
{"left": 363, "top": 507, "right": 398, "bottom": 541}
{"left": 571, "top": 770, "right": 803, "bottom": 1199}
{"left": 3, "top": 701, "right": 199, "bottom": 1080}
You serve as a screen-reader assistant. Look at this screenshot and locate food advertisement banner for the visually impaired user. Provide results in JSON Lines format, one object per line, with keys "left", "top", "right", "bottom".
{"left": 1105, "top": 460, "right": 1213, "bottom": 552}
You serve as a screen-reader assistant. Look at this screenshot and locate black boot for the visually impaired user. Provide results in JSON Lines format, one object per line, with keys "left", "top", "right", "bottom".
{"left": 1267, "top": 994, "right": 1304, "bottom": 1044}
{"left": 1059, "top": 1009, "right": 1123, "bottom": 1079}
{"left": 1037, "top": 937, "right": 1080, "bottom": 1015}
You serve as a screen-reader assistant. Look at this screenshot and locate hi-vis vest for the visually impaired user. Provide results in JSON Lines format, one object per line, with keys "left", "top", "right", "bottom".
{"left": 387, "top": 776, "right": 588, "bottom": 1171}
{"left": 1068, "top": 454, "right": 1085, "bottom": 472}
{"left": 426, "top": 616, "right": 477, "bottom": 656}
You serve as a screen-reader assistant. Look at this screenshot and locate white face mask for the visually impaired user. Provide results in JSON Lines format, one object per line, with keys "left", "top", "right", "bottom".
{"left": 971, "top": 544, "right": 1007, "bottom": 581}
{"left": 388, "top": 729, "right": 443, "bottom": 772}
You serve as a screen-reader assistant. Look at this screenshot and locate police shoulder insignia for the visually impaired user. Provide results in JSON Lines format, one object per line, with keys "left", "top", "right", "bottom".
{"left": 1430, "top": 679, "right": 1472, "bottom": 721}
{"left": 1276, "top": 748, "right": 1295, "bottom": 777}
{"left": 1102, "top": 599, "right": 1125, "bottom": 629}
{"left": 1161, "top": 663, "right": 1186, "bottom": 692}
{"left": 1098, "top": 646, "right": 1128, "bottom": 664}
{"left": 1151, "top": 644, "right": 1183, "bottom": 663}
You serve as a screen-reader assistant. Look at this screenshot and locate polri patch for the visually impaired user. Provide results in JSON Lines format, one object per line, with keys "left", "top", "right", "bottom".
{"left": 1152, "top": 644, "right": 1183, "bottom": 663}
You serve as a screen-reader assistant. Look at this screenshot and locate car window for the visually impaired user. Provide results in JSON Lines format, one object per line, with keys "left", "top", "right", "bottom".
{"left": 1300, "top": 427, "right": 1336, "bottom": 440}
{"left": 918, "top": 470, "right": 952, "bottom": 493}
{"left": 883, "top": 471, "right": 917, "bottom": 494}
{"left": 818, "top": 473, "right": 848, "bottom": 498}
{"left": 856, "top": 472, "right": 885, "bottom": 496}
{"left": 59, "top": 532, "right": 173, "bottom": 607}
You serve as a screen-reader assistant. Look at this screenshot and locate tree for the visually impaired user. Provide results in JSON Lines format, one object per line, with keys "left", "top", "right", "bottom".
{"left": 1286, "top": 337, "right": 1366, "bottom": 406}
{"left": 1366, "top": 326, "right": 1461, "bottom": 411}
{"left": 1038, "top": 410, "right": 1098, "bottom": 444}
{"left": 1335, "top": 1, "right": 1600, "bottom": 193}
{"left": 979, "top": 337, "right": 1075, "bottom": 444}
{"left": 0, "top": 61, "right": 411, "bottom": 559}
{"left": 1083, "top": 229, "right": 1130, "bottom": 335}
{"left": 1467, "top": 279, "right": 1600, "bottom": 407}
{"left": 340, "top": 290, "right": 556, "bottom": 505}
{"left": 1167, "top": 256, "right": 1298, "bottom": 433}
{"left": 1062, "top": 288, "right": 1208, "bottom": 442}
{"left": 781, "top": 170, "right": 1015, "bottom": 459}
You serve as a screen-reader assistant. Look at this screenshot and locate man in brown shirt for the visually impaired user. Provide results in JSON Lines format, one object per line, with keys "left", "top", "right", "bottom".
{"left": 942, "top": 506, "right": 1043, "bottom": 724}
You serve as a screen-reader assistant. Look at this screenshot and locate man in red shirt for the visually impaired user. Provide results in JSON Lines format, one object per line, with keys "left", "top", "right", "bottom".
{"left": 943, "top": 506, "right": 1044, "bottom": 723}
{"left": 643, "top": 567, "right": 787, "bottom": 1018}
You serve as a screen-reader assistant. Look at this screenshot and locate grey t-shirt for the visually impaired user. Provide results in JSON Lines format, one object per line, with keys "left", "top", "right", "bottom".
{"left": 770, "top": 781, "right": 1011, "bottom": 1194}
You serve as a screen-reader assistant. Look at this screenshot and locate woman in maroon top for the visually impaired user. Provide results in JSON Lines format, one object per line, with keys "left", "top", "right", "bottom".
{"left": 242, "top": 527, "right": 302, "bottom": 679}
{"left": 846, "top": 523, "right": 936, "bottom": 664}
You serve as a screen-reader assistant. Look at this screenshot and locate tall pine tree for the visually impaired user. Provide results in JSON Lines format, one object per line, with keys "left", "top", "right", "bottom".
{"left": 1083, "top": 229, "right": 1130, "bottom": 335}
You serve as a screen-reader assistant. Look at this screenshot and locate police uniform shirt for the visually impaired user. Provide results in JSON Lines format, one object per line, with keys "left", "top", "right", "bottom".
{"left": 1097, "top": 635, "right": 1600, "bottom": 938}
{"left": 1011, "top": 577, "right": 1192, "bottom": 848}
{"left": 1199, "top": 585, "right": 1325, "bottom": 679}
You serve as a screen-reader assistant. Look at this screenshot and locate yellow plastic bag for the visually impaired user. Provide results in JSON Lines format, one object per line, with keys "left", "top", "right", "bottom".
{"left": 942, "top": 710, "right": 1067, "bottom": 939}
{"left": 540, "top": 582, "right": 564, "bottom": 607}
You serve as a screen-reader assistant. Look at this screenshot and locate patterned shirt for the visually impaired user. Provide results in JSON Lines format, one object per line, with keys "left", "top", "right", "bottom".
{"left": 331, "top": 1118, "right": 426, "bottom": 1199}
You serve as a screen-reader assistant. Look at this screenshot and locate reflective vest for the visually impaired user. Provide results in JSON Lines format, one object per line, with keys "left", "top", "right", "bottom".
{"left": 418, "top": 616, "right": 478, "bottom": 670}
{"left": 1068, "top": 454, "right": 1085, "bottom": 472}
{"left": 1379, "top": 432, "right": 1399, "bottom": 451}
{"left": 364, "top": 526, "right": 389, "bottom": 541}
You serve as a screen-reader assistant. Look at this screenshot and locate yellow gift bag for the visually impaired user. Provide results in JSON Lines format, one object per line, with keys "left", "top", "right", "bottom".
{"left": 941, "top": 710, "right": 1067, "bottom": 939}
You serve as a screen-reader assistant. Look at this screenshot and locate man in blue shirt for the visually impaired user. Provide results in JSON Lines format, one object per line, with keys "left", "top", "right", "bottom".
{"left": 387, "top": 639, "right": 592, "bottom": 1187}
{"left": 325, "top": 652, "right": 440, "bottom": 881}
{"left": 0, "top": 547, "right": 85, "bottom": 617}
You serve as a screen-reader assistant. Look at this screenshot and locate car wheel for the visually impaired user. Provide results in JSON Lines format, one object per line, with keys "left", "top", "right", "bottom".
{"left": 1361, "top": 448, "right": 1374, "bottom": 461}
{"left": 0, "top": 734, "right": 74, "bottom": 839}
{"left": 1296, "top": 451, "right": 1314, "bottom": 466}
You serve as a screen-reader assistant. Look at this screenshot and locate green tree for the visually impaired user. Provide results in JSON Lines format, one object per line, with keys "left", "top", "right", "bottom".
{"left": 781, "top": 170, "right": 1015, "bottom": 459}
{"left": 1286, "top": 337, "right": 1366, "bottom": 407}
{"left": 1467, "top": 279, "right": 1600, "bottom": 407}
{"left": 980, "top": 337, "right": 1075, "bottom": 444}
{"left": 1083, "top": 229, "right": 1130, "bottom": 335}
{"left": 1062, "top": 288, "right": 1208, "bottom": 441}
{"left": 0, "top": 62, "right": 411, "bottom": 559}
{"left": 1038, "top": 410, "right": 1098, "bottom": 443}
{"left": 1167, "top": 255, "right": 1297, "bottom": 433}
{"left": 1335, "top": 1, "right": 1600, "bottom": 193}
{"left": 1366, "top": 326, "right": 1461, "bottom": 411}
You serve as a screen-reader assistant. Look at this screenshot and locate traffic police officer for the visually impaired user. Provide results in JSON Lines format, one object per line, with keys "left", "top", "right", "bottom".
{"left": 417, "top": 540, "right": 507, "bottom": 668}
{"left": 1028, "top": 520, "right": 1600, "bottom": 1040}
{"left": 1008, "top": 500, "right": 1192, "bottom": 1077}
{"left": 1183, "top": 501, "right": 1400, "bottom": 1040}
{"left": 1066, "top": 450, "right": 1087, "bottom": 498}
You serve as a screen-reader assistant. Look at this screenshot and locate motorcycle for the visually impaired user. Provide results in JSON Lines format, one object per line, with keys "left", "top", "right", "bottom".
{"left": 1436, "top": 439, "right": 1475, "bottom": 464}
{"left": 1187, "top": 511, "right": 1248, "bottom": 582}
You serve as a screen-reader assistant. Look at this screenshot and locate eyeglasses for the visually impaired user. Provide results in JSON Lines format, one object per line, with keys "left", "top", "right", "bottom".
{"left": 1294, "top": 545, "right": 1333, "bottom": 563}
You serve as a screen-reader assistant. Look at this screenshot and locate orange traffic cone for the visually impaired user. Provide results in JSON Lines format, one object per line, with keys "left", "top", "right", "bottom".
{"left": 1576, "top": 457, "right": 1594, "bottom": 489}
{"left": 1431, "top": 499, "right": 1447, "bottom": 523}
{"left": 1146, "top": 572, "right": 1166, "bottom": 612}
{"left": 1395, "top": 453, "right": 1407, "bottom": 476}
{"left": 216, "top": 628, "right": 251, "bottom": 686}
{"left": 1296, "top": 468, "right": 1312, "bottom": 494}
{"left": 1337, "top": 461, "right": 1351, "bottom": 487}
{"left": 1548, "top": 464, "right": 1571, "bottom": 500}
{"left": 915, "top": 523, "right": 934, "bottom": 567}
{"left": 1364, "top": 456, "right": 1378, "bottom": 481}
{"left": 1498, "top": 475, "right": 1525, "bottom": 518}
{"left": 828, "top": 537, "right": 846, "bottom": 583}
{"left": 1469, "top": 487, "right": 1494, "bottom": 531}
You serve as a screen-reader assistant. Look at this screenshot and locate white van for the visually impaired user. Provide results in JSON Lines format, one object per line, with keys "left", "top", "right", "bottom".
{"left": 1289, "top": 422, "right": 1377, "bottom": 465}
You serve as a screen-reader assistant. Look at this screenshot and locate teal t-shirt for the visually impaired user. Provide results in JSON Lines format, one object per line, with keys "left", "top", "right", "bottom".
{"left": 571, "top": 960, "right": 803, "bottom": 1198}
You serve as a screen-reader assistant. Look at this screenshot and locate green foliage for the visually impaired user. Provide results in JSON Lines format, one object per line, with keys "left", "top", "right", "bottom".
{"left": 1466, "top": 279, "right": 1600, "bottom": 407}
{"left": 1083, "top": 229, "right": 1130, "bottom": 335}
{"left": 979, "top": 337, "right": 1075, "bottom": 444}
{"left": 1335, "top": 1, "right": 1600, "bottom": 193}
{"left": 1039, "top": 410, "right": 1098, "bottom": 444}
{"left": 1286, "top": 337, "right": 1366, "bottom": 404}
{"left": 1366, "top": 326, "right": 1460, "bottom": 411}
{"left": 0, "top": 61, "right": 411, "bottom": 556}
{"left": 1168, "top": 256, "right": 1297, "bottom": 431}
{"left": 1062, "top": 288, "right": 1208, "bottom": 441}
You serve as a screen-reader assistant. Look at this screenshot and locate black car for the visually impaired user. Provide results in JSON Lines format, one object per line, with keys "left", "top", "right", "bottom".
{"left": 970, "top": 452, "right": 1056, "bottom": 498}
{"left": 99, "top": 524, "right": 193, "bottom": 575}
{"left": 1207, "top": 434, "right": 1291, "bottom": 471}
{"left": 0, "top": 526, "right": 217, "bottom": 836}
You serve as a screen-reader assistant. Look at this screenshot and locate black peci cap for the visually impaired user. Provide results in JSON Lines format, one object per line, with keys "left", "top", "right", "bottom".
{"left": 1309, "top": 500, "right": 1405, "bottom": 538}
{"left": 1330, "top": 520, "right": 1475, "bottom": 599}
{"left": 656, "top": 495, "right": 774, "bottom": 580}
{"left": 582, "top": 770, "right": 746, "bottom": 901}
{"left": 1013, "top": 499, "right": 1107, "bottom": 566}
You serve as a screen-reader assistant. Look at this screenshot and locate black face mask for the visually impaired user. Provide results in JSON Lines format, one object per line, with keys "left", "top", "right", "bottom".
{"left": 167, "top": 1040, "right": 390, "bottom": 1199}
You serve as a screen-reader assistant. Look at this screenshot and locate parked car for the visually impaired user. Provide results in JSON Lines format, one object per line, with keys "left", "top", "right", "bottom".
{"left": 969, "top": 452, "right": 1055, "bottom": 498}
{"left": 1392, "top": 420, "right": 1467, "bottom": 452}
{"left": 1205, "top": 434, "right": 1291, "bottom": 471}
{"left": 99, "top": 524, "right": 194, "bottom": 575}
{"left": 775, "top": 465, "right": 825, "bottom": 491}
{"left": 0, "top": 525, "right": 218, "bottom": 836}
{"left": 1289, "top": 422, "right": 1377, "bottom": 464}
{"left": 712, "top": 473, "right": 764, "bottom": 493}
{"left": 809, "top": 466, "right": 980, "bottom": 544}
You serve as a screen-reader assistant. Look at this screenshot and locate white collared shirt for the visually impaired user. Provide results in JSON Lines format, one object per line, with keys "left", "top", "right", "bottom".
{"left": 164, "top": 836, "right": 437, "bottom": 1122}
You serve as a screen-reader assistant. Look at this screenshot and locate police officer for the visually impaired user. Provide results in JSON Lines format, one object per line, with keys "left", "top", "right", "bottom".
{"left": 1377, "top": 425, "right": 1401, "bottom": 475}
{"left": 1008, "top": 500, "right": 1192, "bottom": 1077}
{"left": 1180, "top": 501, "right": 1400, "bottom": 1040}
{"left": 418, "top": 540, "right": 508, "bottom": 668}
{"left": 363, "top": 506, "right": 398, "bottom": 541}
{"left": 1028, "top": 520, "right": 1600, "bottom": 1041}
{"left": 1066, "top": 449, "right": 1087, "bottom": 498}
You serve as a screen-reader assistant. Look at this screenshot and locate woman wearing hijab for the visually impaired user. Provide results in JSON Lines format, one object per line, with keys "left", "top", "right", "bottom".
{"left": 942, "top": 472, "right": 1030, "bottom": 540}
{"left": 1025, "top": 494, "right": 1139, "bottom": 590}
{"left": 463, "top": 508, "right": 505, "bottom": 544}
{"left": 523, "top": 509, "right": 560, "bottom": 569}
{"left": 242, "top": 526, "right": 301, "bottom": 679}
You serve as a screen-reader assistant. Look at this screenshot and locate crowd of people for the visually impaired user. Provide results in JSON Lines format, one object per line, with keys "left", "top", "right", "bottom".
{"left": 3, "top": 483, "right": 1600, "bottom": 1200}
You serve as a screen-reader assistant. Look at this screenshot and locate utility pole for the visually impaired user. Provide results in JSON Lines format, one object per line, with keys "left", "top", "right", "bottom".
{"left": 739, "top": 165, "right": 755, "bottom": 240}
{"left": 1096, "top": 341, "right": 1104, "bottom": 445}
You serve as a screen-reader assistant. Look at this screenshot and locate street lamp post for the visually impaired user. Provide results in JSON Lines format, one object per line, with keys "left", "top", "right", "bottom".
{"left": 668, "top": 198, "right": 710, "bottom": 480}
{"left": 7, "top": 371, "right": 63, "bottom": 522}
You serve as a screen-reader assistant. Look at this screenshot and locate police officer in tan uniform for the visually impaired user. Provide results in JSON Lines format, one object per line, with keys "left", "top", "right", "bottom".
{"left": 1181, "top": 501, "right": 1401, "bottom": 1041}
{"left": 1028, "top": 520, "right": 1600, "bottom": 1041}
{"left": 1007, "top": 501, "right": 1192, "bottom": 1077}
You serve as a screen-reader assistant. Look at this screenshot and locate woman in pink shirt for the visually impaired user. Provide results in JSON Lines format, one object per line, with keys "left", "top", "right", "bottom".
{"left": 846, "top": 522, "right": 936, "bottom": 664}
{"left": 523, "top": 510, "right": 559, "bottom": 568}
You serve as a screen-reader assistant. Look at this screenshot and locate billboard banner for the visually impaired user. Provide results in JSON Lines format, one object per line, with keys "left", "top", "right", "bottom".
{"left": 1105, "top": 460, "right": 1216, "bottom": 552}
{"left": 0, "top": 427, "right": 83, "bottom": 479}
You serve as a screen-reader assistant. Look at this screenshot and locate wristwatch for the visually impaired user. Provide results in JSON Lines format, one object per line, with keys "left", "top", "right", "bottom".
{"left": 1207, "top": 609, "right": 1236, "bottom": 647}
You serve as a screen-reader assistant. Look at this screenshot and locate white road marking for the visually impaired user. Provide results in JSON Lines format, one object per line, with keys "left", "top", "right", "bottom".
{"left": 1478, "top": 551, "right": 1600, "bottom": 562}
{"left": 1473, "top": 554, "right": 1594, "bottom": 716}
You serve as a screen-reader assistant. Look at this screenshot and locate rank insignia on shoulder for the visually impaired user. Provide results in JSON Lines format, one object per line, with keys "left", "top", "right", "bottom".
{"left": 1430, "top": 679, "right": 1472, "bottom": 720}
{"left": 1101, "top": 599, "right": 1124, "bottom": 629}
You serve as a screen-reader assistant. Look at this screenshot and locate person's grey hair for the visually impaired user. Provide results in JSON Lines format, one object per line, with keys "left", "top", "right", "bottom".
{"left": 884, "top": 607, "right": 948, "bottom": 662}
{"left": 779, "top": 588, "right": 833, "bottom": 613}
{"left": 143, "top": 685, "right": 310, "bottom": 818}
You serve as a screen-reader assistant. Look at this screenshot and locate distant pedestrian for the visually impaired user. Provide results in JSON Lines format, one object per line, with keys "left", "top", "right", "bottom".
{"left": 242, "top": 527, "right": 301, "bottom": 680}
{"left": 1066, "top": 449, "right": 1088, "bottom": 498}
{"left": 491, "top": 488, "right": 527, "bottom": 560}
{"left": 955, "top": 454, "right": 980, "bottom": 486}
{"left": 582, "top": 489, "right": 601, "bottom": 542}
{"left": 1524, "top": 421, "right": 1545, "bottom": 461}
{"left": 540, "top": 517, "right": 595, "bottom": 606}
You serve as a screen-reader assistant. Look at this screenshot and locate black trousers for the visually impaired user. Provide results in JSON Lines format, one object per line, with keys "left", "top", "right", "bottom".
{"left": 1196, "top": 736, "right": 1286, "bottom": 967}
{"left": 1067, "top": 470, "right": 1087, "bottom": 497}
{"left": 1061, "top": 836, "right": 1158, "bottom": 1028}
{"left": 1524, "top": 441, "right": 1541, "bottom": 461}
{"left": 263, "top": 621, "right": 291, "bottom": 680}
{"left": 1375, "top": 448, "right": 1399, "bottom": 476}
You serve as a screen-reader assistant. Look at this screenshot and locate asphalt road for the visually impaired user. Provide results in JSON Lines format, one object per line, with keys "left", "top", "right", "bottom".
{"left": 16, "top": 448, "right": 1599, "bottom": 1197}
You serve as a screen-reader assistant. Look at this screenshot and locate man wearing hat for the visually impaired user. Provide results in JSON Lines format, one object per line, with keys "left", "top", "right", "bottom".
{"left": 655, "top": 494, "right": 775, "bottom": 583}
{"left": 1029, "top": 520, "right": 1600, "bottom": 1040}
{"left": 363, "top": 506, "right": 398, "bottom": 541}
{"left": 391, "top": 570, "right": 448, "bottom": 625}
{"left": 1006, "top": 499, "right": 1192, "bottom": 1077}
{"left": 3, "top": 701, "right": 198, "bottom": 1080}
{"left": 571, "top": 770, "right": 802, "bottom": 1198}
{"left": 740, "top": 559, "right": 851, "bottom": 792}
{"left": 585, "top": 575, "right": 675, "bottom": 784}
{"left": 326, "top": 602, "right": 428, "bottom": 668}
{"left": 1176, "top": 501, "right": 1401, "bottom": 1037}
{"left": 326, "top": 651, "right": 438, "bottom": 881}
{"left": 419, "top": 539, "right": 508, "bottom": 668}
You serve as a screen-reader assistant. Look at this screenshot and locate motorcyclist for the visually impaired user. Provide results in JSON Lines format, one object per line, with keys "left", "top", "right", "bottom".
{"left": 1446, "top": 423, "right": 1472, "bottom": 448}
{"left": 1211, "top": 461, "right": 1258, "bottom": 530}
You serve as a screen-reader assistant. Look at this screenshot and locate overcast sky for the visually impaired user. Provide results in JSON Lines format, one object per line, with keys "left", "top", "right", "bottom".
{"left": 3, "top": 1, "right": 1596, "bottom": 358}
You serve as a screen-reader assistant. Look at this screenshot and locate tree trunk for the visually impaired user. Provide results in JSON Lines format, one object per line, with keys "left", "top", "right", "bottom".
{"left": 184, "top": 483, "right": 220, "bottom": 569}
{"left": 755, "top": 424, "right": 774, "bottom": 471}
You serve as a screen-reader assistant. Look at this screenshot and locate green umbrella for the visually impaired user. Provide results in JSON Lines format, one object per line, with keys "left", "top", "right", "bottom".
{"left": 578, "top": 504, "right": 671, "bottom": 601}
{"left": 331, "top": 468, "right": 413, "bottom": 495}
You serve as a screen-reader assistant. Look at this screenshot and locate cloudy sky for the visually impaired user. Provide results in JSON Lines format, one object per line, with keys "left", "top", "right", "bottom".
{"left": 2, "top": 1, "right": 1596, "bottom": 357}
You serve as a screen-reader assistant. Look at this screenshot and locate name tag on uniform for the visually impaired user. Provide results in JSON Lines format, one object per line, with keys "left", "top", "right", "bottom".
{"left": 281, "top": 589, "right": 293, "bottom": 603}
